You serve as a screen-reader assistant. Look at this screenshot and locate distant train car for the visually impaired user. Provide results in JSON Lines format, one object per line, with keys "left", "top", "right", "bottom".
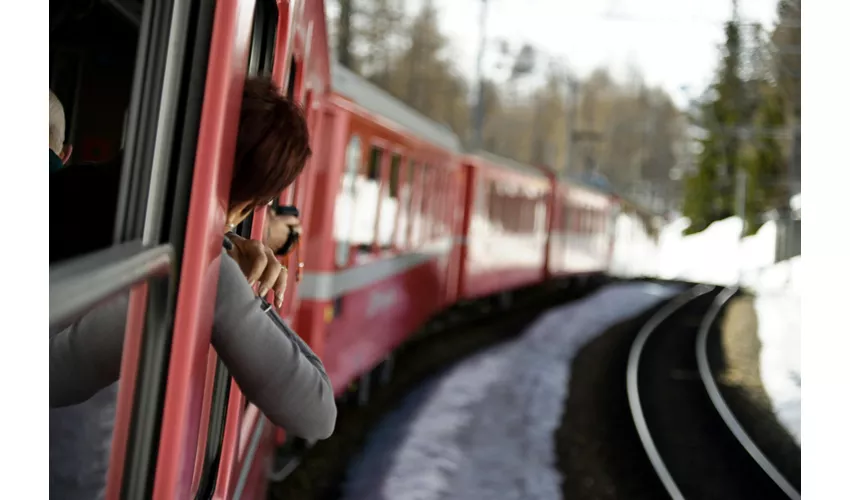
{"left": 457, "top": 151, "right": 553, "bottom": 299}
{"left": 548, "top": 177, "right": 620, "bottom": 276}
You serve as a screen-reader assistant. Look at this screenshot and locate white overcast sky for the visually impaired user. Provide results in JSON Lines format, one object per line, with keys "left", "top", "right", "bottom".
{"left": 377, "top": 0, "right": 781, "bottom": 108}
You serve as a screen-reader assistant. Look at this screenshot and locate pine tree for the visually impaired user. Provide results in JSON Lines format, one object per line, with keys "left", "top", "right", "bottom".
{"left": 682, "top": 18, "right": 745, "bottom": 233}
{"left": 739, "top": 82, "right": 786, "bottom": 235}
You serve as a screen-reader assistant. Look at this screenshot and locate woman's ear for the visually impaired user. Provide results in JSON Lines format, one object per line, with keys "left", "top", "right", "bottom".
{"left": 225, "top": 201, "right": 254, "bottom": 230}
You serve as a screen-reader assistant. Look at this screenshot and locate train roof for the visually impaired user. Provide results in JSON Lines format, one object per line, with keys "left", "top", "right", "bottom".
{"left": 469, "top": 150, "right": 550, "bottom": 178}
{"left": 330, "top": 61, "right": 463, "bottom": 153}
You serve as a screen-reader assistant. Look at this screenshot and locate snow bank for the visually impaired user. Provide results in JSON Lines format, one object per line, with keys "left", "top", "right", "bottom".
{"left": 749, "top": 257, "right": 802, "bottom": 444}
{"left": 341, "top": 283, "right": 679, "bottom": 500}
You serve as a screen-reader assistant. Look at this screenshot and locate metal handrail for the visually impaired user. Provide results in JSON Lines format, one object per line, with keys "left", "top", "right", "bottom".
{"left": 49, "top": 241, "right": 174, "bottom": 330}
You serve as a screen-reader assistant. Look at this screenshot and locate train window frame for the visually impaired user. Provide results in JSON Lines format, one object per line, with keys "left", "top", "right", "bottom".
{"left": 49, "top": 0, "right": 220, "bottom": 497}
{"left": 388, "top": 154, "right": 402, "bottom": 199}
{"left": 487, "top": 181, "right": 498, "bottom": 232}
{"left": 367, "top": 147, "right": 382, "bottom": 181}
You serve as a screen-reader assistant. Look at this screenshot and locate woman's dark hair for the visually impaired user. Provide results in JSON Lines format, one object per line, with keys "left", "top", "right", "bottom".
{"left": 230, "top": 78, "right": 312, "bottom": 209}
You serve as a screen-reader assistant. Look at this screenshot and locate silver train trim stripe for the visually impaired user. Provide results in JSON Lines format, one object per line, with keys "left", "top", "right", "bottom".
{"left": 298, "top": 238, "right": 454, "bottom": 301}
{"left": 297, "top": 234, "right": 604, "bottom": 301}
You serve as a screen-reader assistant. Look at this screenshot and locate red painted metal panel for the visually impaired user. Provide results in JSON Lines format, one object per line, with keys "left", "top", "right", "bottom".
{"left": 151, "top": 0, "right": 255, "bottom": 497}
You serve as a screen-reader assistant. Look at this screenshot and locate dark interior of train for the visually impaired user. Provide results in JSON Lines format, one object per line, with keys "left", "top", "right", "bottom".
{"left": 50, "top": 0, "right": 142, "bottom": 165}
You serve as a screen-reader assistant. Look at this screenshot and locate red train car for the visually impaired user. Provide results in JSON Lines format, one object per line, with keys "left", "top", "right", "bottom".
{"left": 548, "top": 179, "right": 621, "bottom": 276}
{"left": 457, "top": 151, "right": 554, "bottom": 299}
{"left": 49, "top": 0, "right": 623, "bottom": 498}
{"left": 291, "top": 61, "right": 621, "bottom": 402}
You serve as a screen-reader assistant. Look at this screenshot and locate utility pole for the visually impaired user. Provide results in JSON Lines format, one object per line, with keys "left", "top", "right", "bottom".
{"left": 564, "top": 77, "right": 579, "bottom": 175}
{"left": 471, "top": 0, "right": 489, "bottom": 151}
{"left": 735, "top": 168, "right": 748, "bottom": 283}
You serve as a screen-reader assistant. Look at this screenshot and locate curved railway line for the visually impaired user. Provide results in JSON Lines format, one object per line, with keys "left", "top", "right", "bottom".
{"left": 627, "top": 285, "right": 801, "bottom": 500}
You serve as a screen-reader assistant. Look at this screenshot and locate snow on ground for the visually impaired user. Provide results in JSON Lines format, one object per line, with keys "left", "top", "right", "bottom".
{"left": 610, "top": 214, "right": 777, "bottom": 286}
{"left": 341, "top": 282, "right": 679, "bottom": 500}
{"left": 609, "top": 212, "right": 801, "bottom": 445}
{"left": 750, "top": 257, "right": 802, "bottom": 445}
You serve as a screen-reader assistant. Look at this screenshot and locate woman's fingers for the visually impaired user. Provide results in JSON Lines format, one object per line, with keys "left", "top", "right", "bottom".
{"left": 245, "top": 241, "right": 268, "bottom": 286}
{"left": 230, "top": 236, "right": 290, "bottom": 306}
{"left": 273, "top": 266, "right": 288, "bottom": 308}
{"left": 257, "top": 247, "right": 282, "bottom": 297}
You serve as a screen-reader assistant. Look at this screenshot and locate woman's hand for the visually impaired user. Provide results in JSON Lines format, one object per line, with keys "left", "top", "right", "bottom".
{"left": 264, "top": 212, "right": 302, "bottom": 255}
{"left": 226, "top": 234, "right": 287, "bottom": 308}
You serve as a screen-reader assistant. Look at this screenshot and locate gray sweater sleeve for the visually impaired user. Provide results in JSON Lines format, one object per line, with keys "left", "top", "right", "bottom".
{"left": 49, "top": 251, "right": 337, "bottom": 441}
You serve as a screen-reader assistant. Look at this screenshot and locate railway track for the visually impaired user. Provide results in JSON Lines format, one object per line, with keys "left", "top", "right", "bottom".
{"left": 627, "top": 285, "right": 801, "bottom": 500}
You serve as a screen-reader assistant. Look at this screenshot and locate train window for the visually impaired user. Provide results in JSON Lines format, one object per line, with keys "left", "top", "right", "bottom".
{"left": 431, "top": 167, "right": 442, "bottom": 239}
{"left": 517, "top": 198, "right": 527, "bottom": 234}
{"left": 334, "top": 135, "right": 362, "bottom": 267}
{"left": 367, "top": 148, "right": 381, "bottom": 181}
{"left": 439, "top": 170, "right": 450, "bottom": 238}
{"left": 350, "top": 146, "right": 381, "bottom": 251}
{"left": 389, "top": 155, "right": 401, "bottom": 199}
{"left": 286, "top": 57, "right": 300, "bottom": 101}
{"left": 474, "top": 175, "right": 487, "bottom": 222}
{"left": 434, "top": 170, "right": 446, "bottom": 238}
{"left": 247, "top": 0, "right": 277, "bottom": 78}
{"left": 50, "top": 0, "right": 218, "bottom": 496}
{"left": 535, "top": 199, "right": 547, "bottom": 235}
{"left": 378, "top": 154, "right": 401, "bottom": 248}
{"left": 393, "top": 158, "right": 409, "bottom": 249}
{"left": 404, "top": 161, "right": 418, "bottom": 249}
{"left": 508, "top": 196, "right": 519, "bottom": 234}
{"left": 487, "top": 182, "right": 500, "bottom": 232}
{"left": 418, "top": 165, "right": 432, "bottom": 244}
{"left": 514, "top": 197, "right": 523, "bottom": 234}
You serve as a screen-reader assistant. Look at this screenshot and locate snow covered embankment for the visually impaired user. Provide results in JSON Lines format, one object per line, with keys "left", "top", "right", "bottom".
{"left": 749, "top": 257, "right": 801, "bottom": 445}
{"left": 341, "top": 282, "right": 680, "bottom": 500}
